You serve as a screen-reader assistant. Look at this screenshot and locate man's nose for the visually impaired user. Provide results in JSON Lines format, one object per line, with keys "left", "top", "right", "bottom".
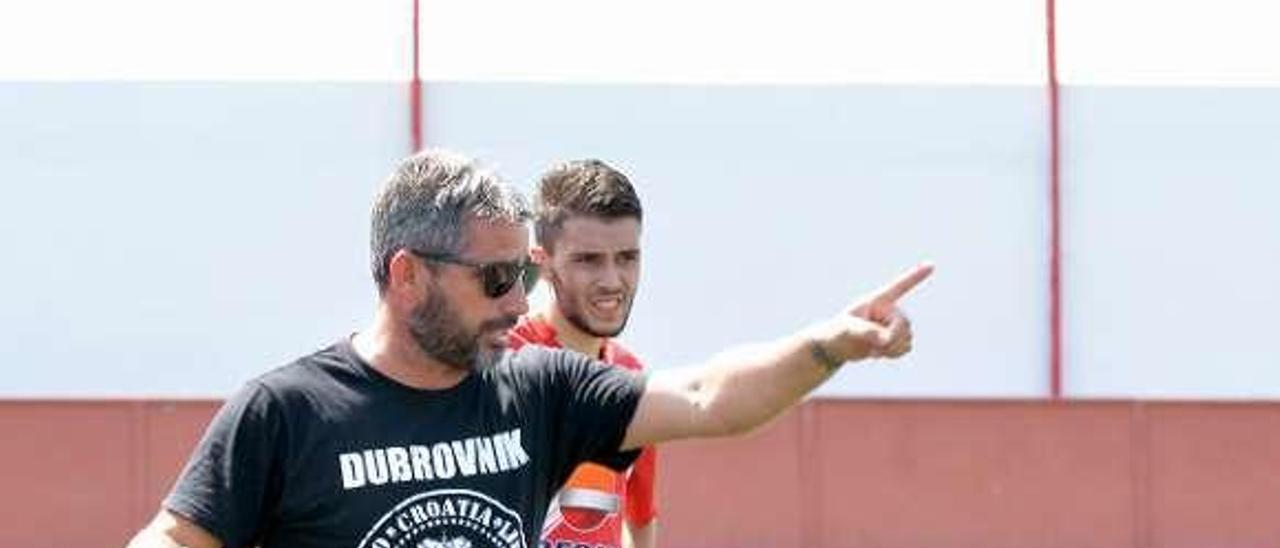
{"left": 597, "top": 262, "right": 626, "bottom": 290}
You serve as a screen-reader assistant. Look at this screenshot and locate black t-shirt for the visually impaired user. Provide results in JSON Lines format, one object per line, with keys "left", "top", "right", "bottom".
{"left": 164, "top": 339, "right": 645, "bottom": 548}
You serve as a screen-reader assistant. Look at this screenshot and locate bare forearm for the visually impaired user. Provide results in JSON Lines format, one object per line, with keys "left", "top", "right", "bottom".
{"left": 623, "top": 263, "right": 931, "bottom": 449}
{"left": 624, "top": 320, "right": 844, "bottom": 449}
{"left": 692, "top": 326, "right": 837, "bottom": 437}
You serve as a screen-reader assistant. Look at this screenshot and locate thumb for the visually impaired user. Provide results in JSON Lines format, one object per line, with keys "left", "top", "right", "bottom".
{"left": 868, "top": 322, "right": 895, "bottom": 348}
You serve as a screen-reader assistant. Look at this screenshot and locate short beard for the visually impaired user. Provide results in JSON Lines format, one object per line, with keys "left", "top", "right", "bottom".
{"left": 408, "top": 284, "right": 512, "bottom": 372}
{"left": 562, "top": 304, "right": 629, "bottom": 339}
{"left": 549, "top": 270, "right": 631, "bottom": 339}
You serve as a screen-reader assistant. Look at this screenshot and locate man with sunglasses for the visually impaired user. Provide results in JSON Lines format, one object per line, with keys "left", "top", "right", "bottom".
{"left": 128, "top": 149, "right": 931, "bottom": 548}
{"left": 507, "top": 159, "right": 658, "bottom": 548}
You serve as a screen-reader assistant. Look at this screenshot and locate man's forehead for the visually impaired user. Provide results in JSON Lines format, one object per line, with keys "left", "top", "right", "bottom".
{"left": 462, "top": 219, "right": 530, "bottom": 257}
{"left": 554, "top": 216, "right": 641, "bottom": 253}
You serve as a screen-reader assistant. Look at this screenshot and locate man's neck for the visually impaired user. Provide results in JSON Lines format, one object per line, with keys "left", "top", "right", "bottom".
{"left": 352, "top": 308, "right": 469, "bottom": 390}
{"left": 537, "top": 307, "right": 606, "bottom": 358}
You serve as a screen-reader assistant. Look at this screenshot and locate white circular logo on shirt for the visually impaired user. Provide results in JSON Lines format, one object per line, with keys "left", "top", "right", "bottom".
{"left": 357, "top": 489, "right": 527, "bottom": 548}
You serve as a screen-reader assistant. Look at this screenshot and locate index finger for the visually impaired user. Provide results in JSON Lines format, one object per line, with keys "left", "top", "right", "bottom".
{"left": 871, "top": 261, "right": 934, "bottom": 303}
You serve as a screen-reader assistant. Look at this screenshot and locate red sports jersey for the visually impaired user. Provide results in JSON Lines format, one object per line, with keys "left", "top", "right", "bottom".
{"left": 509, "top": 316, "right": 658, "bottom": 548}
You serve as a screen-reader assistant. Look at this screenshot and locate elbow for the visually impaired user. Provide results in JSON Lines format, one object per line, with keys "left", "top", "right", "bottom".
{"left": 690, "top": 381, "right": 765, "bottom": 439}
{"left": 700, "top": 397, "right": 759, "bottom": 438}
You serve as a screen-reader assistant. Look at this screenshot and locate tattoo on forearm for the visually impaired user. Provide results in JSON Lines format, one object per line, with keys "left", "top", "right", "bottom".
{"left": 808, "top": 339, "right": 843, "bottom": 374}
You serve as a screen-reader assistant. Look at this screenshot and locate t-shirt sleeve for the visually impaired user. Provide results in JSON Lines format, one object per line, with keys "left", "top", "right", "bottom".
{"left": 162, "top": 381, "right": 284, "bottom": 547}
{"left": 625, "top": 445, "right": 659, "bottom": 527}
{"left": 531, "top": 348, "right": 647, "bottom": 478}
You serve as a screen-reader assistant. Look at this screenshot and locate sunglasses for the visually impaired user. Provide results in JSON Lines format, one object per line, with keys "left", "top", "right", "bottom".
{"left": 411, "top": 250, "right": 537, "bottom": 299}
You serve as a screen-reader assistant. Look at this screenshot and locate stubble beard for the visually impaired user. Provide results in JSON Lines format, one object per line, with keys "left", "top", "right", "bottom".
{"left": 550, "top": 270, "right": 633, "bottom": 339}
{"left": 408, "top": 285, "right": 512, "bottom": 373}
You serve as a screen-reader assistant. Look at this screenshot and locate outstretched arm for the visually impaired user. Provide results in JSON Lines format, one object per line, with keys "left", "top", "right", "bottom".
{"left": 621, "top": 262, "right": 932, "bottom": 450}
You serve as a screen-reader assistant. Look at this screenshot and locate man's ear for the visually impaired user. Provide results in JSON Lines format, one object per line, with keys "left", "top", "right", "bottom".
{"left": 387, "top": 249, "right": 427, "bottom": 298}
{"left": 530, "top": 245, "right": 549, "bottom": 266}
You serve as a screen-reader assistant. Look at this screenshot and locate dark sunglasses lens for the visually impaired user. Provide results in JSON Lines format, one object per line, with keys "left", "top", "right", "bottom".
{"left": 480, "top": 262, "right": 525, "bottom": 298}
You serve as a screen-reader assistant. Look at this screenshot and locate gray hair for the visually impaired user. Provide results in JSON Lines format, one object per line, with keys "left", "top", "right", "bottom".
{"left": 370, "top": 149, "right": 531, "bottom": 293}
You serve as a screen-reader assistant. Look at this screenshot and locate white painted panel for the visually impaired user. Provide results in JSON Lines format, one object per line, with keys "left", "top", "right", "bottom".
{"left": 0, "top": 83, "right": 407, "bottom": 396}
{"left": 0, "top": 0, "right": 1044, "bottom": 84}
{"left": 425, "top": 82, "right": 1051, "bottom": 397}
{"left": 0, "top": 82, "right": 1050, "bottom": 398}
{"left": 0, "top": 0, "right": 412, "bottom": 80}
{"left": 1059, "top": 0, "right": 1280, "bottom": 85}
{"left": 1064, "top": 86, "right": 1280, "bottom": 397}
{"left": 420, "top": 0, "right": 1045, "bottom": 84}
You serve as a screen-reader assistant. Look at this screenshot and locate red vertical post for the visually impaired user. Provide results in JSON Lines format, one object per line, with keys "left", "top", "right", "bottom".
{"left": 410, "top": 0, "right": 423, "bottom": 152}
{"left": 1046, "top": 0, "right": 1064, "bottom": 399}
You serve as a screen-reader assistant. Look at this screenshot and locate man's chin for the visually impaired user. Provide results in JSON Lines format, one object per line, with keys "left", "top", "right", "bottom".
{"left": 483, "top": 329, "right": 511, "bottom": 349}
{"left": 563, "top": 307, "right": 630, "bottom": 339}
{"left": 586, "top": 321, "right": 626, "bottom": 339}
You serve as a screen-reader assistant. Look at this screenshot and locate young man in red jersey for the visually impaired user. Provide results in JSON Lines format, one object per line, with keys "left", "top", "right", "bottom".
{"left": 508, "top": 159, "right": 657, "bottom": 548}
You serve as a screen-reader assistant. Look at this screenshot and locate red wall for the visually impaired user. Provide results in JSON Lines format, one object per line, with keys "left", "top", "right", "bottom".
{"left": 3, "top": 399, "right": 1278, "bottom": 547}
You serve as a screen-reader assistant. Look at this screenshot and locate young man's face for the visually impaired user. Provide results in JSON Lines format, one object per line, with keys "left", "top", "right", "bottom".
{"left": 539, "top": 216, "right": 641, "bottom": 339}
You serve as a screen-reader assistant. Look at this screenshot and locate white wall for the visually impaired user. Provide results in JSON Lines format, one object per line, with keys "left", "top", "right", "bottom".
{"left": 1063, "top": 87, "right": 1280, "bottom": 397}
{"left": 423, "top": 83, "right": 1050, "bottom": 397}
{"left": 0, "top": 83, "right": 405, "bottom": 396}
{"left": 2, "top": 0, "right": 1278, "bottom": 398}
{"left": 1056, "top": 0, "right": 1280, "bottom": 397}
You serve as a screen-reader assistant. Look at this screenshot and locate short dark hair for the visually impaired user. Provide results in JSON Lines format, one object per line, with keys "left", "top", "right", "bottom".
{"left": 533, "top": 159, "right": 643, "bottom": 250}
{"left": 370, "top": 149, "right": 530, "bottom": 293}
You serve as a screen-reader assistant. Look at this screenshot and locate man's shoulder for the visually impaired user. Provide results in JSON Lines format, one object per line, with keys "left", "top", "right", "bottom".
{"left": 501, "top": 344, "right": 577, "bottom": 371}
{"left": 217, "top": 339, "right": 379, "bottom": 428}
{"left": 603, "top": 340, "right": 645, "bottom": 371}
{"left": 495, "top": 345, "right": 616, "bottom": 390}
{"left": 510, "top": 315, "right": 644, "bottom": 371}
{"left": 250, "top": 339, "right": 359, "bottom": 398}
{"left": 509, "top": 315, "right": 559, "bottom": 350}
